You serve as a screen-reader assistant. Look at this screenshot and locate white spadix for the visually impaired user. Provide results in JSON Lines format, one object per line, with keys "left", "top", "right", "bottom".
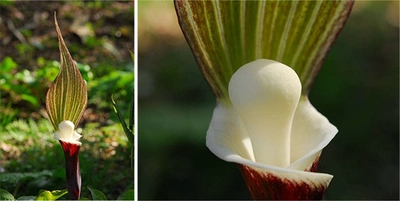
{"left": 54, "top": 120, "right": 82, "bottom": 145}
{"left": 206, "top": 58, "right": 338, "bottom": 199}
{"left": 228, "top": 59, "right": 301, "bottom": 167}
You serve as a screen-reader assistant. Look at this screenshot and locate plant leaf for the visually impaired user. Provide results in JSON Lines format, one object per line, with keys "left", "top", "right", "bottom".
{"left": 0, "top": 171, "right": 53, "bottom": 185}
{"left": 46, "top": 13, "right": 88, "bottom": 130}
{"left": 0, "top": 189, "right": 15, "bottom": 201}
{"left": 128, "top": 49, "right": 134, "bottom": 62}
{"left": 128, "top": 49, "right": 135, "bottom": 131}
{"left": 87, "top": 187, "right": 107, "bottom": 200}
{"left": 117, "top": 189, "right": 134, "bottom": 200}
{"left": 1, "top": 57, "right": 18, "bottom": 72}
{"left": 129, "top": 92, "right": 134, "bottom": 132}
{"left": 17, "top": 196, "right": 36, "bottom": 200}
{"left": 112, "top": 95, "right": 134, "bottom": 177}
{"left": 111, "top": 95, "right": 134, "bottom": 144}
{"left": 21, "top": 94, "right": 39, "bottom": 107}
{"left": 35, "top": 189, "right": 67, "bottom": 201}
{"left": 174, "top": 1, "right": 354, "bottom": 98}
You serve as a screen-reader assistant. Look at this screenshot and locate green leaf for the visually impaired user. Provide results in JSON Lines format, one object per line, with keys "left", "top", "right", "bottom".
{"left": 35, "top": 189, "right": 67, "bottom": 201}
{"left": 112, "top": 95, "right": 134, "bottom": 177}
{"left": 17, "top": 196, "right": 36, "bottom": 200}
{"left": 174, "top": 1, "right": 354, "bottom": 99}
{"left": 21, "top": 94, "right": 39, "bottom": 107}
{"left": 117, "top": 189, "right": 134, "bottom": 200}
{"left": 128, "top": 92, "right": 134, "bottom": 133}
{"left": 87, "top": 187, "right": 107, "bottom": 200}
{"left": 0, "top": 101, "right": 18, "bottom": 127}
{"left": 0, "top": 189, "right": 15, "bottom": 201}
{"left": 111, "top": 95, "right": 134, "bottom": 144}
{"left": 46, "top": 13, "right": 88, "bottom": 130}
{"left": 0, "top": 57, "right": 18, "bottom": 72}
{"left": 128, "top": 49, "right": 135, "bottom": 131}
{"left": 128, "top": 49, "right": 134, "bottom": 62}
{"left": 0, "top": 171, "right": 53, "bottom": 185}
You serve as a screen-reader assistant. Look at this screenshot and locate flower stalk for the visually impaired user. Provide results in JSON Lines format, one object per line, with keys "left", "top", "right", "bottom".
{"left": 59, "top": 140, "right": 81, "bottom": 199}
{"left": 46, "top": 13, "right": 87, "bottom": 200}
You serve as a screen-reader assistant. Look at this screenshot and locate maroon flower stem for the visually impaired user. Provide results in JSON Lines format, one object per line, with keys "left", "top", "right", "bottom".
{"left": 59, "top": 140, "right": 81, "bottom": 200}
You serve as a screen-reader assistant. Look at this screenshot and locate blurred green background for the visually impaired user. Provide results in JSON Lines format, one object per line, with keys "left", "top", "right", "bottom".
{"left": 0, "top": 1, "right": 134, "bottom": 199}
{"left": 138, "top": 1, "right": 399, "bottom": 200}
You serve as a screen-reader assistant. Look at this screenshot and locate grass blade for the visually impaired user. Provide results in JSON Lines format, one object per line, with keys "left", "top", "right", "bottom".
{"left": 111, "top": 95, "right": 134, "bottom": 144}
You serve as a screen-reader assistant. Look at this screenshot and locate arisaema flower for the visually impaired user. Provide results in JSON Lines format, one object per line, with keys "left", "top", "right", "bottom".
{"left": 46, "top": 13, "right": 87, "bottom": 200}
{"left": 174, "top": 1, "right": 354, "bottom": 199}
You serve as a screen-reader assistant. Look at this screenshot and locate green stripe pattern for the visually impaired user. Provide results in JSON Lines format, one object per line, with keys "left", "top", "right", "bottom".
{"left": 175, "top": 1, "right": 354, "bottom": 99}
{"left": 46, "top": 15, "right": 88, "bottom": 130}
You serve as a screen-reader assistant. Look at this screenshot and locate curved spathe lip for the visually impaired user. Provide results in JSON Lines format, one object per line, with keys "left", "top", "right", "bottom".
{"left": 206, "top": 98, "right": 337, "bottom": 178}
{"left": 205, "top": 59, "right": 338, "bottom": 180}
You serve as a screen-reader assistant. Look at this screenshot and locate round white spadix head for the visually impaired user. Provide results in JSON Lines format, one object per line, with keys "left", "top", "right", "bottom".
{"left": 228, "top": 59, "right": 301, "bottom": 167}
{"left": 54, "top": 120, "right": 82, "bottom": 145}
